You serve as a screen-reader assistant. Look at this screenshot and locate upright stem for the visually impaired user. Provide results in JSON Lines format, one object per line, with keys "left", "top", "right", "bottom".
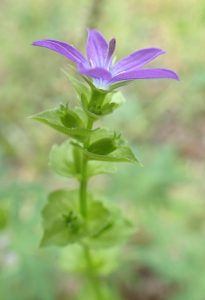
{"left": 83, "top": 244, "right": 104, "bottom": 300}
{"left": 78, "top": 117, "right": 104, "bottom": 300}
{"left": 79, "top": 117, "right": 93, "bottom": 218}
{"left": 79, "top": 157, "right": 88, "bottom": 218}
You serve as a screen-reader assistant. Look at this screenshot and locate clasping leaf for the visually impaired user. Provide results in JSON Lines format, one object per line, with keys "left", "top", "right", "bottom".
{"left": 74, "top": 129, "right": 141, "bottom": 164}
{"left": 49, "top": 140, "right": 116, "bottom": 178}
{"left": 30, "top": 105, "right": 91, "bottom": 141}
{"left": 49, "top": 141, "right": 78, "bottom": 178}
{"left": 40, "top": 189, "right": 134, "bottom": 248}
{"left": 40, "top": 190, "right": 84, "bottom": 247}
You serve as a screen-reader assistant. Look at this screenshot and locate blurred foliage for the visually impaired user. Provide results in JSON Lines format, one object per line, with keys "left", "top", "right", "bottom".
{"left": 0, "top": 163, "right": 58, "bottom": 300}
{"left": 0, "top": 0, "right": 205, "bottom": 299}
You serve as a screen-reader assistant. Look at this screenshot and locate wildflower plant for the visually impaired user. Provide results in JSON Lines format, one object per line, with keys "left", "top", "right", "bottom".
{"left": 31, "top": 29, "right": 178, "bottom": 299}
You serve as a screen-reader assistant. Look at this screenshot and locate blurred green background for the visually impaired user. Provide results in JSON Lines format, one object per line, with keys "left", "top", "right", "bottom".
{"left": 0, "top": 0, "right": 205, "bottom": 299}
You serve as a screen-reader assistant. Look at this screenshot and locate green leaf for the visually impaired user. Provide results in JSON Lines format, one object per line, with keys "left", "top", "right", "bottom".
{"left": 49, "top": 141, "right": 77, "bottom": 178}
{"left": 87, "top": 161, "right": 117, "bottom": 177}
{"left": 88, "top": 128, "right": 116, "bottom": 144}
{"left": 73, "top": 129, "right": 140, "bottom": 164}
{"left": 59, "top": 104, "right": 84, "bottom": 128}
{"left": 103, "top": 91, "right": 126, "bottom": 110}
{"left": 40, "top": 190, "right": 112, "bottom": 247}
{"left": 40, "top": 189, "right": 134, "bottom": 248}
{"left": 87, "top": 137, "right": 118, "bottom": 155}
{"left": 49, "top": 140, "right": 116, "bottom": 178}
{"left": 86, "top": 142, "right": 139, "bottom": 164}
{"left": 30, "top": 106, "right": 91, "bottom": 141}
{"left": 80, "top": 93, "right": 99, "bottom": 120}
{"left": 87, "top": 201, "right": 135, "bottom": 248}
{"left": 99, "top": 91, "right": 125, "bottom": 114}
{"left": 86, "top": 201, "right": 112, "bottom": 236}
{"left": 81, "top": 91, "right": 125, "bottom": 118}
{"left": 62, "top": 68, "right": 91, "bottom": 99}
{"left": 100, "top": 102, "right": 119, "bottom": 115}
{"left": 40, "top": 190, "right": 85, "bottom": 247}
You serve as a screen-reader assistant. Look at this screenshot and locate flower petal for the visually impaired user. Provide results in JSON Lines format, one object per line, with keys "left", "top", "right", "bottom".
{"left": 110, "top": 68, "right": 179, "bottom": 83}
{"left": 86, "top": 29, "right": 109, "bottom": 67}
{"left": 112, "top": 48, "right": 166, "bottom": 75}
{"left": 78, "top": 64, "right": 112, "bottom": 80}
{"left": 107, "top": 39, "right": 116, "bottom": 60}
{"left": 105, "top": 38, "right": 116, "bottom": 67}
{"left": 32, "top": 39, "right": 87, "bottom": 64}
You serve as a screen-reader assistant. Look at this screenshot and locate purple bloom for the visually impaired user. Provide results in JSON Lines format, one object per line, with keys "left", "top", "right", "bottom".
{"left": 32, "top": 29, "right": 179, "bottom": 90}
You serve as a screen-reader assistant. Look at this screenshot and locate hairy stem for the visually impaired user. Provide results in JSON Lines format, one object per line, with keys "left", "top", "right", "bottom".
{"left": 78, "top": 117, "right": 104, "bottom": 300}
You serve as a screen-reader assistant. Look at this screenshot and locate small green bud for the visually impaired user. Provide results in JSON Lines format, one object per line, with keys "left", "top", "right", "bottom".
{"left": 101, "top": 103, "right": 118, "bottom": 115}
{"left": 59, "top": 104, "right": 82, "bottom": 128}
{"left": 63, "top": 211, "right": 81, "bottom": 234}
{"left": 87, "top": 137, "right": 118, "bottom": 155}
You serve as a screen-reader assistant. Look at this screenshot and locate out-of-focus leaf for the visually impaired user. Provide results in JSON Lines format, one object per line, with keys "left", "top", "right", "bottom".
{"left": 87, "top": 201, "right": 135, "bottom": 249}
{"left": 75, "top": 283, "right": 122, "bottom": 300}
{"left": 49, "top": 140, "right": 116, "bottom": 178}
{"left": 40, "top": 190, "right": 114, "bottom": 247}
{"left": 0, "top": 205, "right": 9, "bottom": 230}
{"left": 87, "top": 161, "right": 117, "bottom": 177}
{"left": 41, "top": 189, "right": 134, "bottom": 248}
{"left": 60, "top": 244, "right": 120, "bottom": 275}
{"left": 106, "top": 91, "right": 126, "bottom": 106}
{"left": 49, "top": 141, "right": 77, "bottom": 178}
{"left": 40, "top": 190, "right": 84, "bottom": 247}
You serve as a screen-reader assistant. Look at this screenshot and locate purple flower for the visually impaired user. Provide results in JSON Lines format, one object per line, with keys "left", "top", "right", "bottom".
{"left": 32, "top": 29, "right": 179, "bottom": 90}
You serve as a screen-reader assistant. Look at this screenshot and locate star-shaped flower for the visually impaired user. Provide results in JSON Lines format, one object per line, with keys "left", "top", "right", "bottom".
{"left": 32, "top": 29, "right": 179, "bottom": 90}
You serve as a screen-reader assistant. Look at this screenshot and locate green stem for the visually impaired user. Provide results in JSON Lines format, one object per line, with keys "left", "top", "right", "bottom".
{"left": 79, "top": 156, "right": 88, "bottom": 218}
{"left": 79, "top": 117, "right": 93, "bottom": 218}
{"left": 78, "top": 117, "right": 104, "bottom": 300}
{"left": 83, "top": 245, "right": 104, "bottom": 300}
